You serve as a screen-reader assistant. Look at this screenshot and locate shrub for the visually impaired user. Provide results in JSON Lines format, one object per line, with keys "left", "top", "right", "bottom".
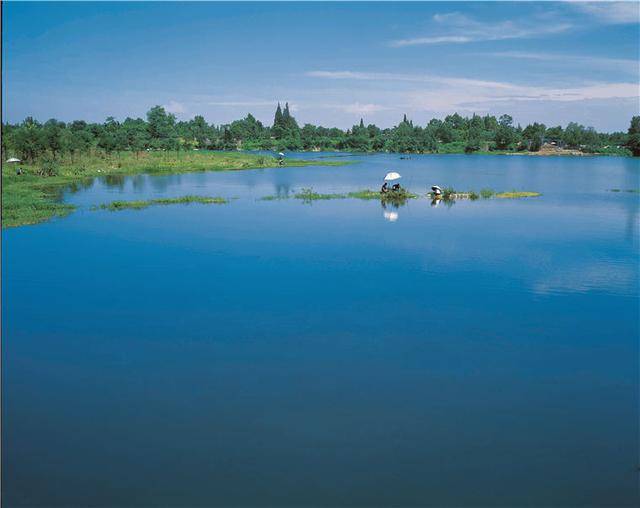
{"left": 38, "top": 158, "right": 59, "bottom": 177}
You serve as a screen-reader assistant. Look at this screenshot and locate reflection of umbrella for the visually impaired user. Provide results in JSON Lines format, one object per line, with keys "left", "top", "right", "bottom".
{"left": 6, "top": 157, "right": 21, "bottom": 163}
{"left": 384, "top": 172, "right": 401, "bottom": 181}
{"left": 383, "top": 210, "right": 399, "bottom": 222}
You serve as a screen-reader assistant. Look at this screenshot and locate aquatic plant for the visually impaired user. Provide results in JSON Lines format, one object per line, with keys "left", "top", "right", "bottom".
{"left": 98, "top": 195, "right": 228, "bottom": 211}
{"left": 294, "top": 188, "right": 347, "bottom": 202}
{"left": 380, "top": 188, "right": 418, "bottom": 205}
{"left": 494, "top": 191, "right": 541, "bottom": 198}
{"left": 480, "top": 188, "right": 495, "bottom": 199}
{"left": 442, "top": 187, "right": 457, "bottom": 200}
{"left": 347, "top": 190, "right": 381, "bottom": 200}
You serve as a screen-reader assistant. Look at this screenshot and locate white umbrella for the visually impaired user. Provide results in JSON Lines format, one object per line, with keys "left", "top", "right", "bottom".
{"left": 384, "top": 171, "right": 401, "bottom": 182}
{"left": 278, "top": 152, "right": 285, "bottom": 157}
{"left": 6, "top": 157, "right": 21, "bottom": 163}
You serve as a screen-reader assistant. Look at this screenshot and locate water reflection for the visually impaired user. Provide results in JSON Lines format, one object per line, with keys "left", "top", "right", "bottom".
{"left": 383, "top": 210, "right": 399, "bottom": 222}
{"left": 65, "top": 178, "right": 94, "bottom": 195}
{"left": 102, "top": 174, "right": 126, "bottom": 190}
{"left": 273, "top": 183, "right": 293, "bottom": 199}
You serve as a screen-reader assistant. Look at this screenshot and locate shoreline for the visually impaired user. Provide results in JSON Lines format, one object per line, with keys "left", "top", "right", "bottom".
{"left": 1, "top": 151, "right": 348, "bottom": 229}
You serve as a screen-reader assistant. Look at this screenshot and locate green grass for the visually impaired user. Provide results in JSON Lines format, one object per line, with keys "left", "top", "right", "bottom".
{"left": 1, "top": 183, "right": 75, "bottom": 228}
{"left": 348, "top": 188, "right": 418, "bottom": 202}
{"left": 427, "top": 187, "right": 539, "bottom": 201}
{"left": 258, "top": 195, "right": 289, "bottom": 201}
{"left": 294, "top": 188, "right": 346, "bottom": 202}
{"left": 494, "top": 191, "right": 541, "bottom": 198}
{"left": 290, "top": 187, "right": 418, "bottom": 204}
{"left": 97, "top": 195, "right": 228, "bottom": 211}
{"left": 2, "top": 151, "right": 347, "bottom": 228}
{"left": 347, "top": 190, "right": 381, "bottom": 200}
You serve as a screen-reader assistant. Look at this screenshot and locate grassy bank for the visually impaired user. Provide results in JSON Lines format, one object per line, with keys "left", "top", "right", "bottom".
{"left": 2, "top": 151, "right": 345, "bottom": 228}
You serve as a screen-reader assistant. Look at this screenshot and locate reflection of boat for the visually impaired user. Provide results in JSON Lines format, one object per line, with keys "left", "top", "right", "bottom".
{"left": 383, "top": 210, "right": 399, "bottom": 222}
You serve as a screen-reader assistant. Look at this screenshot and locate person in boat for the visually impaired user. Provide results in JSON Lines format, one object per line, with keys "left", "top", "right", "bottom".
{"left": 381, "top": 182, "right": 389, "bottom": 193}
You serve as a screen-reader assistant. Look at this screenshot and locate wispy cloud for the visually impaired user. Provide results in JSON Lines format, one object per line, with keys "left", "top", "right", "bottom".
{"left": 571, "top": 1, "right": 640, "bottom": 24}
{"left": 163, "top": 100, "right": 186, "bottom": 114}
{"left": 390, "top": 12, "right": 572, "bottom": 47}
{"left": 307, "top": 69, "right": 639, "bottom": 113}
{"left": 306, "top": 70, "right": 518, "bottom": 90}
{"left": 343, "top": 102, "right": 390, "bottom": 114}
{"left": 207, "top": 100, "right": 277, "bottom": 107}
{"left": 486, "top": 51, "right": 639, "bottom": 74}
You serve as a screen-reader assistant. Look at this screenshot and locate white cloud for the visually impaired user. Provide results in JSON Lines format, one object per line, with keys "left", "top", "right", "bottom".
{"left": 163, "top": 100, "right": 186, "bottom": 114}
{"left": 571, "top": 1, "right": 640, "bottom": 24}
{"left": 343, "top": 102, "right": 390, "bottom": 114}
{"left": 306, "top": 70, "right": 519, "bottom": 90}
{"left": 486, "top": 51, "right": 638, "bottom": 74}
{"left": 307, "top": 69, "right": 640, "bottom": 113}
{"left": 390, "top": 12, "right": 572, "bottom": 46}
{"left": 207, "top": 100, "right": 277, "bottom": 107}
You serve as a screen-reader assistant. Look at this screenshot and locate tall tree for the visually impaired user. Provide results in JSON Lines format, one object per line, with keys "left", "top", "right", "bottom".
{"left": 627, "top": 116, "right": 640, "bottom": 156}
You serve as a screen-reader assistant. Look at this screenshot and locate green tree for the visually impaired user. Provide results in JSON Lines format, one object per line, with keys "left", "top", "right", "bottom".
{"left": 562, "top": 122, "right": 585, "bottom": 148}
{"left": 13, "top": 117, "right": 45, "bottom": 161}
{"left": 627, "top": 116, "right": 640, "bottom": 156}
{"left": 42, "top": 119, "right": 66, "bottom": 157}
{"left": 522, "top": 122, "right": 546, "bottom": 151}
{"left": 123, "top": 117, "right": 150, "bottom": 156}
{"left": 147, "top": 106, "right": 178, "bottom": 150}
{"left": 272, "top": 103, "right": 286, "bottom": 139}
{"left": 495, "top": 115, "right": 515, "bottom": 150}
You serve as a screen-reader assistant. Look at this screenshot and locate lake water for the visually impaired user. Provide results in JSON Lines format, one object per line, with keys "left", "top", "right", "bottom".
{"left": 2, "top": 153, "right": 639, "bottom": 507}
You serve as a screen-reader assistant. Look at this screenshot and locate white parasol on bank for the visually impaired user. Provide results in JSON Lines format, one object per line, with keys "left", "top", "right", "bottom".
{"left": 384, "top": 171, "right": 401, "bottom": 182}
{"left": 6, "top": 157, "right": 21, "bottom": 163}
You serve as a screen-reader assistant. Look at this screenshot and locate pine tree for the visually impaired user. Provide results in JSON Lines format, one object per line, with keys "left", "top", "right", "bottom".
{"left": 272, "top": 103, "right": 285, "bottom": 139}
{"left": 273, "top": 103, "right": 283, "bottom": 128}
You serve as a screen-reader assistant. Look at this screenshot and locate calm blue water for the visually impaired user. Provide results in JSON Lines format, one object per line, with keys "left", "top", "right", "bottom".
{"left": 3, "top": 153, "right": 639, "bottom": 507}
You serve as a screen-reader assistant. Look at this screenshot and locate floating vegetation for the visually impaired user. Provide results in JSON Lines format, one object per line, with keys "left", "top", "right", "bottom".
{"left": 97, "top": 195, "right": 228, "bottom": 211}
{"left": 259, "top": 195, "right": 289, "bottom": 201}
{"left": 263, "top": 187, "right": 418, "bottom": 205}
{"left": 608, "top": 189, "right": 640, "bottom": 193}
{"left": 262, "top": 186, "right": 541, "bottom": 206}
{"left": 380, "top": 188, "right": 418, "bottom": 205}
{"left": 294, "top": 188, "right": 346, "bottom": 202}
{"left": 427, "top": 187, "right": 540, "bottom": 201}
{"left": 495, "top": 191, "right": 541, "bottom": 198}
{"left": 347, "top": 190, "right": 380, "bottom": 200}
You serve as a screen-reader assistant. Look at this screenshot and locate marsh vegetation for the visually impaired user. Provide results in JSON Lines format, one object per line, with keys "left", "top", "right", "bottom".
{"left": 97, "top": 196, "right": 228, "bottom": 211}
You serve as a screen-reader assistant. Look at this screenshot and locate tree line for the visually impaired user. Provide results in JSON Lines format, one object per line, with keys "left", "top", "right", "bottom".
{"left": 3, "top": 103, "right": 639, "bottom": 161}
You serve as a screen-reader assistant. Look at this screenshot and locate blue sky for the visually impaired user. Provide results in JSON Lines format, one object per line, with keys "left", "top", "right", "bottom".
{"left": 3, "top": 1, "right": 639, "bottom": 131}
